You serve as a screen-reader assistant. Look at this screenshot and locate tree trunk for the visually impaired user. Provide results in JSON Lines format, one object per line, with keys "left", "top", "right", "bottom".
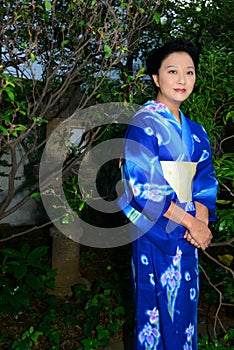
{"left": 49, "top": 225, "right": 90, "bottom": 297}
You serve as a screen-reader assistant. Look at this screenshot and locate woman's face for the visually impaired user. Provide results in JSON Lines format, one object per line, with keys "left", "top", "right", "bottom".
{"left": 152, "top": 51, "right": 196, "bottom": 108}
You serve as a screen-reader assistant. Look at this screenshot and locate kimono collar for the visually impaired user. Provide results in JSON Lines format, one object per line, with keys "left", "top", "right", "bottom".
{"left": 180, "top": 110, "right": 194, "bottom": 157}
{"left": 142, "top": 100, "right": 194, "bottom": 160}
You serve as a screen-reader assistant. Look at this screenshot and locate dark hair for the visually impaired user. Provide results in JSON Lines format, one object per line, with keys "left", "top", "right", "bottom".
{"left": 146, "top": 39, "right": 199, "bottom": 91}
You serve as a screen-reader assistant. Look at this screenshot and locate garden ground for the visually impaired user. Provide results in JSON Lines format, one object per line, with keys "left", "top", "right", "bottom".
{"left": 0, "top": 225, "right": 233, "bottom": 349}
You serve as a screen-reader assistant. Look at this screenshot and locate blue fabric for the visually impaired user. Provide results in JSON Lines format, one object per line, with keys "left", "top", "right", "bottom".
{"left": 118, "top": 101, "right": 218, "bottom": 350}
{"left": 132, "top": 229, "right": 199, "bottom": 350}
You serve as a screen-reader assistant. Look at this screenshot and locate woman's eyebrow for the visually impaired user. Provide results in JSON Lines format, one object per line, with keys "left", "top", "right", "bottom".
{"left": 167, "top": 65, "right": 195, "bottom": 69}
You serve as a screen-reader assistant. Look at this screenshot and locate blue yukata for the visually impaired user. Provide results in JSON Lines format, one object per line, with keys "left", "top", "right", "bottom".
{"left": 118, "top": 101, "right": 218, "bottom": 350}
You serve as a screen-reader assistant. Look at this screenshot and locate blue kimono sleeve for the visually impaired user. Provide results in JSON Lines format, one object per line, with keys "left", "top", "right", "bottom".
{"left": 118, "top": 115, "right": 176, "bottom": 233}
{"left": 192, "top": 129, "right": 218, "bottom": 222}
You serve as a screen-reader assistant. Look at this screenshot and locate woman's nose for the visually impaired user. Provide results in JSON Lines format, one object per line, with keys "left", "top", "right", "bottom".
{"left": 177, "top": 73, "right": 185, "bottom": 84}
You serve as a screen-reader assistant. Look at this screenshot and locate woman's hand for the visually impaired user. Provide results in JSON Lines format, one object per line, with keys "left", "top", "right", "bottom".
{"left": 164, "top": 201, "right": 213, "bottom": 250}
{"left": 184, "top": 202, "right": 211, "bottom": 249}
{"left": 184, "top": 230, "right": 200, "bottom": 248}
{"left": 184, "top": 218, "right": 213, "bottom": 250}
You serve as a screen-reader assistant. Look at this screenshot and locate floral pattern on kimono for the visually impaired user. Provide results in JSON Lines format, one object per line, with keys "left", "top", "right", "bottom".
{"left": 160, "top": 247, "right": 182, "bottom": 321}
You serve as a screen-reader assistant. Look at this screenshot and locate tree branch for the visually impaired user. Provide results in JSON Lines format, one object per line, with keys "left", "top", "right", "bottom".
{"left": 202, "top": 250, "right": 234, "bottom": 279}
{"left": 199, "top": 263, "right": 227, "bottom": 338}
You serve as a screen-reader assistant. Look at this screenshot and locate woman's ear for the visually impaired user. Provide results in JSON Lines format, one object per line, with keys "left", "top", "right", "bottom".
{"left": 152, "top": 74, "right": 160, "bottom": 87}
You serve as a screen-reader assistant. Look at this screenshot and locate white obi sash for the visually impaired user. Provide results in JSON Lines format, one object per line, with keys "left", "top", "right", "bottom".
{"left": 160, "top": 161, "right": 197, "bottom": 203}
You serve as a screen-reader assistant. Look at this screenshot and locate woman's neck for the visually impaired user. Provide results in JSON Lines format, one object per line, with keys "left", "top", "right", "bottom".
{"left": 155, "top": 97, "right": 181, "bottom": 123}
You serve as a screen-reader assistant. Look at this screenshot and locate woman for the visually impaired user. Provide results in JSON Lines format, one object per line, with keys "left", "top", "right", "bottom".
{"left": 118, "top": 39, "right": 218, "bottom": 349}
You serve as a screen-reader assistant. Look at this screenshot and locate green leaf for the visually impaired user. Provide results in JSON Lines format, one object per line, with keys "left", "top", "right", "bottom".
{"left": 114, "top": 305, "right": 125, "bottom": 316}
{"left": 0, "top": 125, "right": 8, "bottom": 136}
{"left": 18, "top": 109, "right": 26, "bottom": 115}
{"left": 13, "top": 261, "right": 27, "bottom": 279}
{"left": 96, "top": 324, "right": 110, "bottom": 340}
{"left": 30, "top": 53, "right": 35, "bottom": 62}
{"left": 45, "top": 1, "right": 52, "bottom": 10}
{"left": 2, "top": 115, "right": 11, "bottom": 123}
{"left": 25, "top": 273, "right": 42, "bottom": 290}
{"left": 30, "top": 192, "right": 41, "bottom": 199}
{"left": 10, "top": 130, "right": 18, "bottom": 137}
{"left": 9, "top": 292, "right": 30, "bottom": 309}
{"left": 3, "top": 77, "right": 15, "bottom": 88}
{"left": 1, "top": 248, "right": 22, "bottom": 260}
{"left": 104, "top": 44, "right": 112, "bottom": 58}
{"left": 5, "top": 87, "right": 15, "bottom": 102}
{"left": 216, "top": 199, "right": 233, "bottom": 205}
{"left": 27, "top": 246, "right": 48, "bottom": 268}
{"left": 32, "top": 116, "right": 48, "bottom": 126}
{"left": 12, "top": 338, "right": 31, "bottom": 350}
{"left": 61, "top": 215, "right": 74, "bottom": 224}
{"left": 21, "top": 243, "right": 30, "bottom": 259}
{"left": 225, "top": 111, "right": 234, "bottom": 123}
{"left": 47, "top": 330, "right": 60, "bottom": 344}
{"left": 153, "top": 12, "right": 161, "bottom": 24}
{"left": 107, "top": 321, "right": 121, "bottom": 333}
{"left": 31, "top": 331, "right": 43, "bottom": 345}
{"left": 78, "top": 201, "right": 85, "bottom": 211}
{"left": 15, "top": 124, "right": 27, "bottom": 131}
{"left": 61, "top": 39, "right": 70, "bottom": 47}
{"left": 120, "top": 2, "right": 128, "bottom": 9}
{"left": 91, "top": 0, "right": 97, "bottom": 8}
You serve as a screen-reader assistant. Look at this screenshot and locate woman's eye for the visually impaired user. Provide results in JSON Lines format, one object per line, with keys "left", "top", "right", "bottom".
{"left": 168, "top": 70, "right": 177, "bottom": 74}
{"left": 187, "top": 71, "right": 194, "bottom": 75}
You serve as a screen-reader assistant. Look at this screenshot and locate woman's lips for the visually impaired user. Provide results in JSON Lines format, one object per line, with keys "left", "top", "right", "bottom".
{"left": 174, "top": 88, "right": 186, "bottom": 93}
